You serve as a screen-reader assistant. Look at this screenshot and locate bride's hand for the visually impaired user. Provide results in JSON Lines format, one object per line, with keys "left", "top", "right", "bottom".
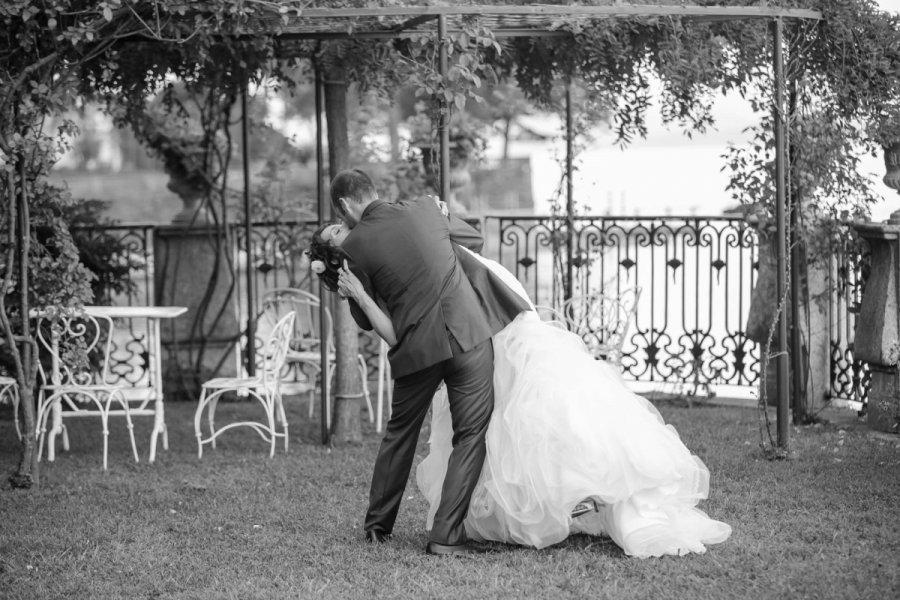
{"left": 337, "top": 260, "right": 365, "bottom": 301}
{"left": 430, "top": 195, "right": 449, "bottom": 217}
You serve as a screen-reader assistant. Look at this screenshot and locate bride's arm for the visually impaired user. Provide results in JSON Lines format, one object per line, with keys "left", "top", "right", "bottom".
{"left": 337, "top": 262, "right": 397, "bottom": 346}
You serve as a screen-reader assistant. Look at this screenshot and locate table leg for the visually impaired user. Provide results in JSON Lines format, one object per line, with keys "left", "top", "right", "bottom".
{"left": 150, "top": 400, "right": 165, "bottom": 463}
{"left": 148, "top": 316, "right": 167, "bottom": 463}
{"left": 47, "top": 400, "right": 63, "bottom": 462}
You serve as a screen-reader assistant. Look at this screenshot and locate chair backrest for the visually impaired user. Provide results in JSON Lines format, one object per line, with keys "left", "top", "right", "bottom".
{"left": 560, "top": 287, "right": 641, "bottom": 365}
{"left": 34, "top": 310, "right": 117, "bottom": 387}
{"left": 259, "top": 288, "right": 334, "bottom": 360}
{"left": 260, "top": 311, "right": 297, "bottom": 387}
{"left": 533, "top": 305, "right": 568, "bottom": 330}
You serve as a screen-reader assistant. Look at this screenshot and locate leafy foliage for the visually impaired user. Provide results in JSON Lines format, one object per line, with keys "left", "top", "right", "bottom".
{"left": 406, "top": 105, "right": 490, "bottom": 191}
{"left": 793, "top": 0, "right": 900, "bottom": 147}
{"left": 1, "top": 184, "right": 95, "bottom": 316}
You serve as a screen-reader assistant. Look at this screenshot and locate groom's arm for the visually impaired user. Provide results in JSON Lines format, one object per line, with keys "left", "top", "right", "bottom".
{"left": 419, "top": 194, "right": 484, "bottom": 253}
{"left": 447, "top": 214, "right": 484, "bottom": 253}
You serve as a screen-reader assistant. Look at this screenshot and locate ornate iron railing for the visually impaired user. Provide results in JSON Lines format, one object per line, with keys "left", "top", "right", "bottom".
{"left": 70, "top": 223, "right": 156, "bottom": 390}
{"left": 231, "top": 220, "right": 319, "bottom": 320}
{"left": 74, "top": 216, "right": 870, "bottom": 403}
{"left": 829, "top": 241, "right": 871, "bottom": 405}
{"left": 230, "top": 220, "right": 386, "bottom": 373}
{"left": 484, "top": 215, "right": 761, "bottom": 392}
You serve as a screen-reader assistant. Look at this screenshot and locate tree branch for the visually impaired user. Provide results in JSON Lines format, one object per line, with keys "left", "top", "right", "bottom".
{"left": 0, "top": 170, "right": 28, "bottom": 402}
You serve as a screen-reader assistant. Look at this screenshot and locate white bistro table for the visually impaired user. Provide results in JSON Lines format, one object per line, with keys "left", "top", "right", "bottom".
{"left": 84, "top": 305, "right": 187, "bottom": 463}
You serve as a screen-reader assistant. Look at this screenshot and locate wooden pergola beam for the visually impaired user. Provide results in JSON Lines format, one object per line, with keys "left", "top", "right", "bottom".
{"left": 253, "top": 5, "right": 822, "bottom": 41}
{"left": 278, "top": 5, "right": 822, "bottom": 20}
{"left": 270, "top": 30, "right": 572, "bottom": 44}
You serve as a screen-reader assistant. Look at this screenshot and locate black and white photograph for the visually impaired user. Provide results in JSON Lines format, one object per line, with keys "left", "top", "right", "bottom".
{"left": 1, "top": 1, "right": 899, "bottom": 598}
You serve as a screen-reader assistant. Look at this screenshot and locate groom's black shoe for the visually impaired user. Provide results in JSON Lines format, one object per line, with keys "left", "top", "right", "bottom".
{"left": 365, "top": 530, "right": 392, "bottom": 544}
{"left": 425, "top": 541, "right": 492, "bottom": 557}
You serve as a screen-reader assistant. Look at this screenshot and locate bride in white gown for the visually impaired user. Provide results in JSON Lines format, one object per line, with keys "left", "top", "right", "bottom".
{"left": 415, "top": 246, "right": 731, "bottom": 557}
{"left": 320, "top": 223, "right": 731, "bottom": 558}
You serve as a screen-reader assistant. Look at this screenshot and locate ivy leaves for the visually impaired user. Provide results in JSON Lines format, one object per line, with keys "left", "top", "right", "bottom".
{"left": 400, "top": 20, "right": 501, "bottom": 117}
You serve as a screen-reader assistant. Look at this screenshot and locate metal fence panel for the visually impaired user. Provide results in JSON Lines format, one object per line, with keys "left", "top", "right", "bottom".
{"left": 77, "top": 217, "right": 870, "bottom": 403}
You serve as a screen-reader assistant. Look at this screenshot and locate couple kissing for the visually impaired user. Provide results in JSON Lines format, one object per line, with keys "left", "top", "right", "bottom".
{"left": 307, "top": 168, "right": 731, "bottom": 558}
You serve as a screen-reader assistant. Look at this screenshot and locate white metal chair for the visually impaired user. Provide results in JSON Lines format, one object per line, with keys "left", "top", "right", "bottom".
{"left": 0, "top": 375, "right": 21, "bottom": 439}
{"left": 533, "top": 305, "right": 569, "bottom": 330}
{"left": 259, "top": 288, "right": 373, "bottom": 429}
{"left": 34, "top": 309, "right": 140, "bottom": 470}
{"left": 194, "top": 311, "right": 296, "bottom": 458}
{"left": 560, "top": 287, "right": 641, "bottom": 367}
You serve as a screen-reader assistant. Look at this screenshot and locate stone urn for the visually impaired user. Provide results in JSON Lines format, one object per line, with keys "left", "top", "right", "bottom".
{"left": 166, "top": 166, "right": 213, "bottom": 226}
{"left": 883, "top": 141, "right": 900, "bottom": 200}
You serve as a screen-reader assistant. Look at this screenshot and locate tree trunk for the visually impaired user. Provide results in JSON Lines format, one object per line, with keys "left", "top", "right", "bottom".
{"left": 5, "top": 172, "right": 39, "bottom": 488}
{"left": 324, "top": 65, "right": 363, "bottom": 445}
{"left": 10, "top": 384, "right": 39, "bottom": 489}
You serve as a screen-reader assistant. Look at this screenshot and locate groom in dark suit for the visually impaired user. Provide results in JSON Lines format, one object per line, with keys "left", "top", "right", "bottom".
{"left": 331, "top": 168, "right": 528, "bottom": 556}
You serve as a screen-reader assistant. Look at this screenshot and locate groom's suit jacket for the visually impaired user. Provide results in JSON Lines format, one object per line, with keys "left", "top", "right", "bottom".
{"left": 341, "top": 196, "right": 530, "bottom": 379}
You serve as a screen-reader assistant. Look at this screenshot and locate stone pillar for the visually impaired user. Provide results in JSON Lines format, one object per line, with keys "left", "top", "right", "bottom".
{"left": 155, "top": 225, "right": 240, "bottom": 400}
{"left": 804, "top": 258, "right": 832, "bottom": 415}
{"left": 853, "top": 220, "right": 900, "bottom": 432}
{"left": 745, "top": 211, "right": 831, "bottom": 413}
{"left": 745, "top": 213, "right": 781, "bottom": 406}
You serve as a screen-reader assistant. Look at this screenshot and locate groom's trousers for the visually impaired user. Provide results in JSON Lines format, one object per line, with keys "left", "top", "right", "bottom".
{"left": 364, "top": 336, "right": 495, "bottom": 546}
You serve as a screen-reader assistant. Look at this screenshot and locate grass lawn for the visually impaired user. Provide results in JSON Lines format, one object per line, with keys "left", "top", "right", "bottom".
{"left": 1, "top": 395, "right": 898, "bottom": 600}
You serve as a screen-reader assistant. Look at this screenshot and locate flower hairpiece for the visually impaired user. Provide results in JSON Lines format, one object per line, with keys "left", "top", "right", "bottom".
{"left": 310, "top": 260, "right": 326, "bottom": 275}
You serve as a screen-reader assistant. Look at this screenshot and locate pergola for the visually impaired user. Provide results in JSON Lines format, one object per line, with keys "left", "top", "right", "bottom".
{"left": 6, "top": 3, "right": 822, "bottom": 446}
{"left": 246, "top": 4, "right": 821, "bottom": 447}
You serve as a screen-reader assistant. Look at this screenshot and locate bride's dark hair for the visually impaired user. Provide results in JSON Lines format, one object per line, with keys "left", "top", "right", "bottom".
{"left": 307, "top": 223, "right": 347, "bottom": 293}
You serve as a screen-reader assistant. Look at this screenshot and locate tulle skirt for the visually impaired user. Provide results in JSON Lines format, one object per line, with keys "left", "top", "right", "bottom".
{"left": 415, "top": 312, "right": 732, "bottom": 557}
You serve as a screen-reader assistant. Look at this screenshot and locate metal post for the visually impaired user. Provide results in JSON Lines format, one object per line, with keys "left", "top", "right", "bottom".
{"left": 772, "top": 18, "right": 790, "bottom": 449}
{"left": 17, "top": 164, "right": 32, "bottom": 395}
{"left": 315, "top": 59, "right": 330, "bottom": 446}
{"left": 565, "top": 83, "right": 575, "bottom": 302}
{"left": 788, "top": 76, "right": 804, "bottom": 423}
{"left": 438, "top": 14, "right": 451, "bottom": 205}
{"left": 241, "top": 82, "right": 256, "bottom": 377}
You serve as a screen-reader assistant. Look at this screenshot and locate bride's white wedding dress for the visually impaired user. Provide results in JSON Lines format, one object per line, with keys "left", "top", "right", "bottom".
{"left": 416, "top": 248, "right": 732, "bottom": 557}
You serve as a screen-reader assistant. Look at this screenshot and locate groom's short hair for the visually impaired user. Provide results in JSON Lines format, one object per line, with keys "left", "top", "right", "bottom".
{"left": 330, "top": 169, "right": 377, "bottom": 212}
